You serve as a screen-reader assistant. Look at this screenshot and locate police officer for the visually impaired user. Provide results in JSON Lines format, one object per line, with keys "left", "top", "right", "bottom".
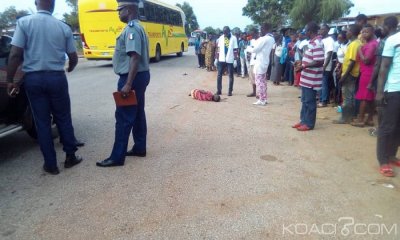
{"left": 96, "top": 0, "right": 150, "bottom": 167}
{"left": 6, "top": 0, "right": 82, "bottom": 175}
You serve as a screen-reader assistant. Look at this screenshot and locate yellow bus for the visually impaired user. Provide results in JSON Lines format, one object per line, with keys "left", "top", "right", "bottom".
{"left": 78, "top": 0, "right": 188, "bottom": 61}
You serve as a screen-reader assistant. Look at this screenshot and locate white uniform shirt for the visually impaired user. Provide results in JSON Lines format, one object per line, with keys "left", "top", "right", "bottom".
{"left": 217, "top": 34, "right": 238, "bottom": 63}
{"left": 250, "top": 34, "right": 275, "bottom": 74}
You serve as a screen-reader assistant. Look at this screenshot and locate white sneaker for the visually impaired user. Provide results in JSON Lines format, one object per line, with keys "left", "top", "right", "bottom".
{"left": 253, "top": 100, "right": 267, "bottom": 106}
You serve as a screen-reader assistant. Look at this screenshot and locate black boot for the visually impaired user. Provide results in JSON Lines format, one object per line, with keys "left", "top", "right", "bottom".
{"left": 64, "top": 154, "right": 83, "bottom": 168}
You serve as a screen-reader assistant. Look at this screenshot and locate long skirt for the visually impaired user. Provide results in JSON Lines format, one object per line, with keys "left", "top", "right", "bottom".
{"left": 270, "top": 55, "right": 283, "bottom": 83}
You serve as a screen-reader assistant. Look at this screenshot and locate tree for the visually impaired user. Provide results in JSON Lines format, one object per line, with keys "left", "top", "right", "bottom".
{"left": 203, "top": 26, "right": 216, "bottom": 36}
{"left": 244, "top": 24, "right": 259, "bottom": 33}
{"left": 63, "top": 0, "right": 79, "bottom": 31}
{"left": 176, "top": 2, "right": 199, "bottom": 36}
{"left": 0, "top": 6, "right": 29, "bottom": 33}
{"left": 232, "top": 27, "right": 241, "bottom": 35}
{"left": 290, "top": 0, "right": 353, "bottom": 28}
{"left": 242, "top": 0, "right": 294, "bottom": 28}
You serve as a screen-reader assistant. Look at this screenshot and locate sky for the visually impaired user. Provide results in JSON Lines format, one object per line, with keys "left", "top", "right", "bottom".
{"left": 0, "top": 0, "right": 398, "bottom": 30}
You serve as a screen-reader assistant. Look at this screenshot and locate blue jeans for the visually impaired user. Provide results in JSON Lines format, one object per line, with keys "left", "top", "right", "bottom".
{"left": 217, "top": 62, "right": 234, "bottom": 94}
{"left": 109, "top": 71, "right": 150, "bottom": 164}
{"left": 24, "top": 71, "right": 77, "bottom": 169}
{"left": 300, "top": 87, "right": 317, "bottom": 129}
{"left": 319, "top": 71, "right": 332, "bottom": 104}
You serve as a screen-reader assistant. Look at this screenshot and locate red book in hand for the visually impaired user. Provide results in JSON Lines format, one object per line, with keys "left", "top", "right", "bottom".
{"left": 113, "top": 91, "right": 137, "bottom": 106}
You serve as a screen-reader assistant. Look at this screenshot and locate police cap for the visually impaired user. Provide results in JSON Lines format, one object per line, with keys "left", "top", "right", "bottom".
{"left": 117, "top": 0, "right": 139, "bottom": 10}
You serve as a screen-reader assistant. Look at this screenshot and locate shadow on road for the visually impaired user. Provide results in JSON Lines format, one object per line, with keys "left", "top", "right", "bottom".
{"left": 0, "top": 132, "right": 37, "bottom": 164}
{"left": 84, "top": 53, "right": 188, "bottom": 69}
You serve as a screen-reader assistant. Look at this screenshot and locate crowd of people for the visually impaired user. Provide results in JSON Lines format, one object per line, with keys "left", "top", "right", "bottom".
{"left": 4, "top": 0, "right": 399, "bottom": 179}
{"left": 194, "top": 14, "right": 400, "bottom": 177}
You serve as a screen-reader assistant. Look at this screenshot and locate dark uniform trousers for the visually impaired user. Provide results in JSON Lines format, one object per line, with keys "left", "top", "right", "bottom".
{"left": 110, "top": 71, "right": 150, "bottom": 164}
{"left": 24, "top": 71, "right": 77, "bottom": 169}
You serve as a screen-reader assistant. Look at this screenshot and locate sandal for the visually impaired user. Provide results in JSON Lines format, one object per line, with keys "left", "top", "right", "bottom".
{"left": 380, "top": 164, "right": 395, "bottom": 177}
{"left": 351, "top": 120, "right": 365, "bottom": 128}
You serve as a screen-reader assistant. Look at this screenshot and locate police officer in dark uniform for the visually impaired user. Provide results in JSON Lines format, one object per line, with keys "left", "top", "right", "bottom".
{"left": 6, "top": 0, "right": 82, "bottom": 175}
{"left": 96, "top": 0, "right": 150, "bottom": 167}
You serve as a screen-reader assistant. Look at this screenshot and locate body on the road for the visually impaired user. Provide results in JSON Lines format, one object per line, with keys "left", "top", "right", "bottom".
{"left": 96, "top": 0, "right": 150, "bottom": 167}
{"left": 6, "top": 0, "right": 82, "bottom": 175}
{"left": 189, "top": 89, "right": 220, "bottom": 102}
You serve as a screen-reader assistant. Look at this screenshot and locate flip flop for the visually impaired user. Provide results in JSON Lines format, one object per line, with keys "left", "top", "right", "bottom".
{"left": 380, "top": 164, "right": 395, "bottom": 177}
{"left": 351, "top": 121, "right": 365, "bottom": 128}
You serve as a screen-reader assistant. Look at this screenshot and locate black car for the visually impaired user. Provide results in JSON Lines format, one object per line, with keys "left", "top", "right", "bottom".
{"left": 0, "top": 35, "right": 57, "bottom": 139}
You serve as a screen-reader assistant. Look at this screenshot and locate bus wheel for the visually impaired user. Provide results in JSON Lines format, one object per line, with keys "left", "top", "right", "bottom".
{"left": 177, "top": 43, "right": 184, "bottom": 57}
{"left": 155, "top": 45, "right": 161, "bottom": 62}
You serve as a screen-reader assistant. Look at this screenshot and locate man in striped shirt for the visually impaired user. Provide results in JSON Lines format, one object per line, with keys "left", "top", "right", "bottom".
{"left": 292, "top": 22, "right": 325, "bottom": 131}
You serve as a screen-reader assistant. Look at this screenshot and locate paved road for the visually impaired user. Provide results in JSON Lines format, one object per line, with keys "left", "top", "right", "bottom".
{"left": 1, "top": 48, "right": 399, "bottom": 239}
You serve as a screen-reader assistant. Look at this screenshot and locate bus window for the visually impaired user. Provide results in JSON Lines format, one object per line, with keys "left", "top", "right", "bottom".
{"left": 139, "top": 6, "right": 146, "bottom": 21}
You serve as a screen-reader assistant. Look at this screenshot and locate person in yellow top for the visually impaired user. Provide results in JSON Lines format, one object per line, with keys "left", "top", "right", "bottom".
{"left": 333, "top": 24, "right": 362, "bottom": 124}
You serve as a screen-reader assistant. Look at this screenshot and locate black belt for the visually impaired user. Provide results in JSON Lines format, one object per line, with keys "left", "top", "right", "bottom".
{"left": 119, "top": 71, "right": 149, "bottom": 76}
{"left": 26, "top": 70, "right": 65, "bottom": 74}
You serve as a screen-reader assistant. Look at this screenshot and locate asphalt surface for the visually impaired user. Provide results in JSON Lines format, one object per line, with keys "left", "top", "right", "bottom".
{"left": 0, "top": 48, "right": 399, "bottom": 240}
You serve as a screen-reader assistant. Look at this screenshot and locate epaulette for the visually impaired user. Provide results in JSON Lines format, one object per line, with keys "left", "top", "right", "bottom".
{"left": 128, "top": 20, "right": 136, "bottom": 27}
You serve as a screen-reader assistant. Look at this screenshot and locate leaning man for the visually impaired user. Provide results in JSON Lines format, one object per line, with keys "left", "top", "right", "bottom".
{"left": 97, "top": 0, "right": 150, "bottom": 167}
{"left": 7, "top": 0, "right": 82, "bottom": 175}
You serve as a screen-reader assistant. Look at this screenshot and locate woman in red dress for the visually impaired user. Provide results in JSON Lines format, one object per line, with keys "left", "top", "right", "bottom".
{"left": 352, "top": 24, "right": 378, "bottom": 127}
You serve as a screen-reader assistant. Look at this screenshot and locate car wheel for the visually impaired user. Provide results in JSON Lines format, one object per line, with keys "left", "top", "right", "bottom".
{"left": 24, "top": 107, "right": 59, "bottom": 139}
